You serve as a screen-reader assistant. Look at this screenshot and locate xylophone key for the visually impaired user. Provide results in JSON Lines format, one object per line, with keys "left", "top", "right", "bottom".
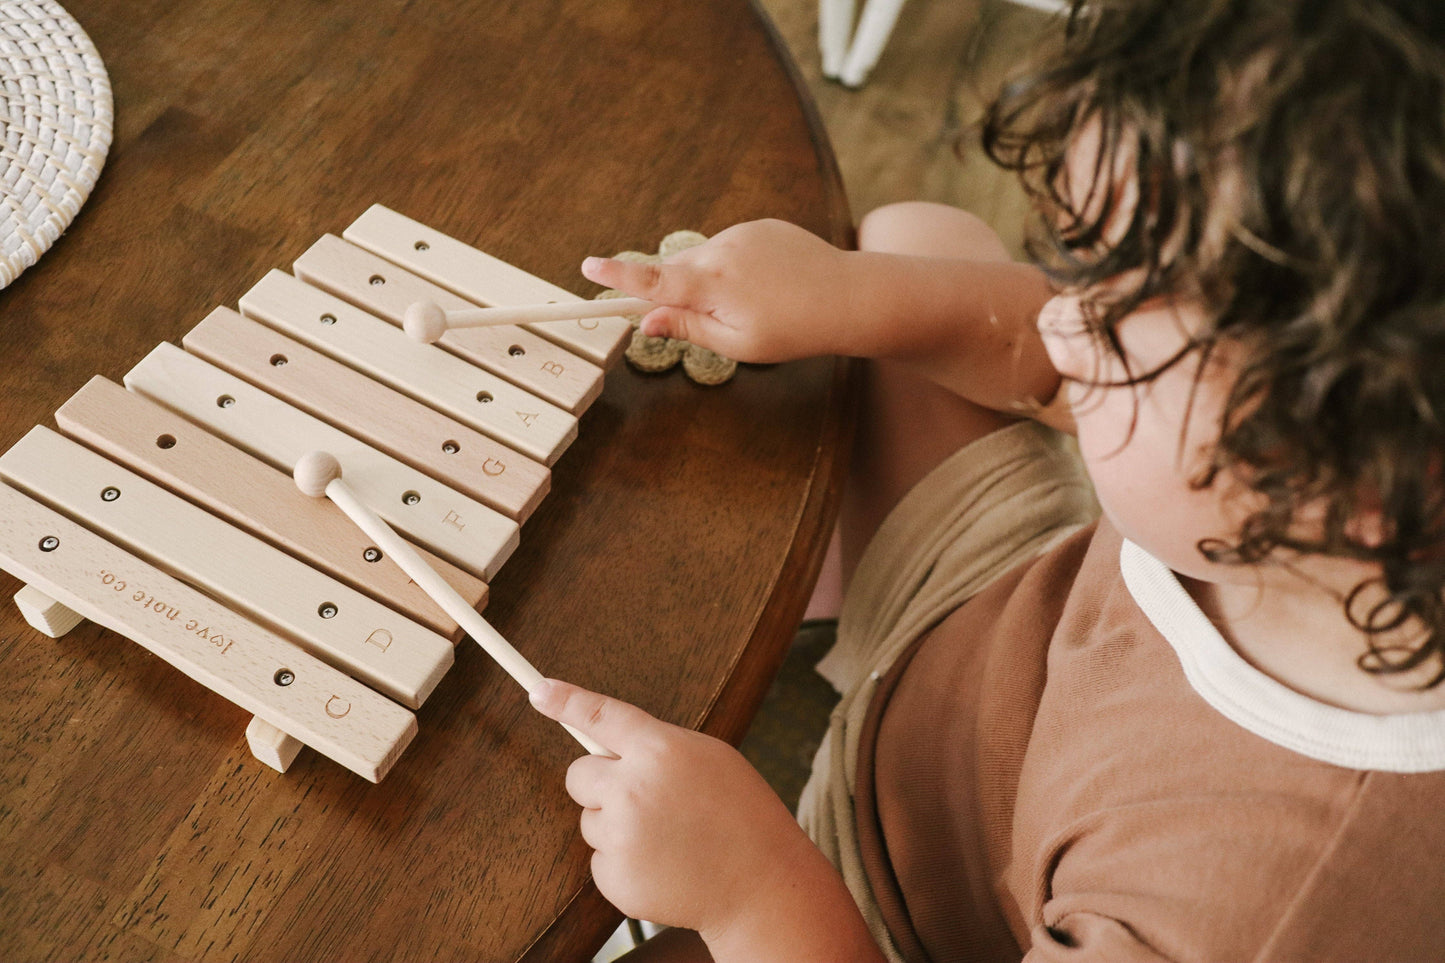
{"left": 56, "top": 376, "right": 487, "bottom": 641}
{"left": 343, "top": 204, "right": 631, "bottom": 367}
{"left": 0, "top": 427, "right": 455, "bottom": 709}
{"left": 124, "top": 344, "right": 520, "bottom": 581}
{"left": 184, "top": 307, "right": 551, "bottom": 522}
{"left": 0, "top": 483, "right": 417, "bottom": 782}
{"left": 239, "top": 270, "right": 578, "bottom": 467}
{"left": 294, "top": 235, "right": 604, "bottom": 415}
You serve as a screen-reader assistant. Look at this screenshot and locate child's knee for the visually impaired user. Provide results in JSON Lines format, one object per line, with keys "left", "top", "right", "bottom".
{"left": 857, "top": 202, "right": 1012, "bottom": 263}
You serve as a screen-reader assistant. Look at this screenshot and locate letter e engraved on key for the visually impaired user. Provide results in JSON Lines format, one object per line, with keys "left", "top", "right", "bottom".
{"left": 480, "top": 457, "right": 505, "bottom": 477}
{"left": 325, "top": 696, "right": 351, "bottom": 719}
{"left": 442, "top": 509, "right": 466, "bottom": 531}
{"left": 516, "top": 410, "right": 538, "bottom": 428}
{"left": 365, "top": 628, "right": 393, "bottom": 651}
{"left": 540, "top": 360, "right": 565, "bottom": 378}
{"left": 131, "top": 589, "right": 181, "bottom": 622}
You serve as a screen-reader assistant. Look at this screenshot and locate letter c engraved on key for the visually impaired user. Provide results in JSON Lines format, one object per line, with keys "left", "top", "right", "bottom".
{"left": 325, "top": 696, "right": 352, "bottom": 719}
{"left": 365, "top": 629, "right": 393, "bottom": 651}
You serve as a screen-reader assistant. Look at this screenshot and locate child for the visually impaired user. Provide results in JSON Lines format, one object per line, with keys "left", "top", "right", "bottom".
{"left": 529, "top": 1, "right": 1445, "bottom": 959}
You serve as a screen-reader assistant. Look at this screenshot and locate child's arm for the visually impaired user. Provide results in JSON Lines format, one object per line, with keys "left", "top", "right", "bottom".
{"left": 582, "top": 218, "right": 1069, "bottom": 428}
{"left": 528, "top": 679, "right": 885, "bottom": 963}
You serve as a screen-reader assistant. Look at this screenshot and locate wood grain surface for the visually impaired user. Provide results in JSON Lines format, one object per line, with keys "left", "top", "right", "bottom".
{"left": 0, "top": 1, "right": 853, "bottom": 960}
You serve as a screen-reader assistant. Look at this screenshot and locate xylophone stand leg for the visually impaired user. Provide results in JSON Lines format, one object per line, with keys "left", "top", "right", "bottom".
{"left": 14, "top": 585, "right": 84, "bottom": 637}
{"left": 13, "top": 584, "right": 308, "bottom": 775}
{"left": 246, "top": 716, "right": 305, "bottom": 773}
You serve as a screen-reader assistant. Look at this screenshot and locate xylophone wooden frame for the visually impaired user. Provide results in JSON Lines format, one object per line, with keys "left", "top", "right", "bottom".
{"left": 0, "top": 204, "right": 635, "bottom": 782}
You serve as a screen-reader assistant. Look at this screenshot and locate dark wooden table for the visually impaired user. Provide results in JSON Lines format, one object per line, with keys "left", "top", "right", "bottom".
{"left": 0, "top": 2, "right": 853, "bottom": 960}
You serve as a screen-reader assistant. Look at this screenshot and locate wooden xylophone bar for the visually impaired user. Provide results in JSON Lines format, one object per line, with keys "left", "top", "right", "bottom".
{"left": 0, "top": 204, "right": 633, "bottom": 782}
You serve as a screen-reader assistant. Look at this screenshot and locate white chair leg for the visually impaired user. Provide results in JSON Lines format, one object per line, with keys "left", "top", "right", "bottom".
{"left": 822, "top": 0, "right": 1068, "bottom": 91}
{"left": 838, "top": 0, "right": 908, "bottom": 87}
{"left": 819, "top": 0, "right": 857, "bottom": 79}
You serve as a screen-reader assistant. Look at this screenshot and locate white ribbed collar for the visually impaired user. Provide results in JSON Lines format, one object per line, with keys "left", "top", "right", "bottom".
{"left": 1119, "top": 538, "right": 1445, "bottom": 773}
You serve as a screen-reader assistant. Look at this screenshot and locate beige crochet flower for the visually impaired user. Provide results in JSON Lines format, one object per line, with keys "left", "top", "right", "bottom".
{"left": 596, "top": 230, "right": 738, "bottom": 386}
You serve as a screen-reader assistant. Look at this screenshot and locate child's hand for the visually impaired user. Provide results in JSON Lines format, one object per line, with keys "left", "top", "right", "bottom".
{"left": 581, "top": 219, "right": 853, "bottom": 363}
{"left": 527, "top": 678, "right": 820, "bottom": 937}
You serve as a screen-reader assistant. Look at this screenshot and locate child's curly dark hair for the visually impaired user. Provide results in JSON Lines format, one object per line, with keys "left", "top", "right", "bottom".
{"left": 983, "top": 0, "right": 1445, "bottom": 682}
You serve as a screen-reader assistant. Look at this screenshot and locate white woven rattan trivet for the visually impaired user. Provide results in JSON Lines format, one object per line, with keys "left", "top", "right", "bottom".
{"left": 0, "top": 0, "right": 110, "bottom": 289}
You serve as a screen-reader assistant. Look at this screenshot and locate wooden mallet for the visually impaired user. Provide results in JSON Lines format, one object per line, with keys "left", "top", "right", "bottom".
{"left": 403, "top": 297, "right": 654, "bottom": 343}
{"left": 293, "top": 450, "right": 608, "bottom": 755}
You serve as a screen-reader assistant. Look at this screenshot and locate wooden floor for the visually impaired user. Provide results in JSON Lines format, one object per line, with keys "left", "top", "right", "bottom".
{"left": 755, "top": 0, "right": 1064, "bottom": 254}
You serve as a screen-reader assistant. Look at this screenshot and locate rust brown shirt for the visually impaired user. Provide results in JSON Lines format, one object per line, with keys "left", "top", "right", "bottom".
{"left": 857, "top": 521, "right": 1445, "bottom": 962}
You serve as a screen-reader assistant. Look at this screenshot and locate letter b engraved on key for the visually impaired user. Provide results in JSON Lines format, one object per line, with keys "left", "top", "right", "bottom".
{"left": 540, "top": 360, "right": 565, "bottom": 377}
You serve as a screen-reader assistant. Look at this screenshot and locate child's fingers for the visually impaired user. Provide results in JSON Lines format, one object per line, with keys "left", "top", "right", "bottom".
{"left": 529, "top": 678, "right": 655, "bottom": 756}
{"left": 578, "top": 805, "right": 606, "bottom": 851}
{"left": 581, "top": 256, "right": 705, "bottom": 308}
{"left": 564, "top": 754, "right": 611, "bottom": 809}
{"left": 639, "top": 306, "right": 743, "bottom": 356}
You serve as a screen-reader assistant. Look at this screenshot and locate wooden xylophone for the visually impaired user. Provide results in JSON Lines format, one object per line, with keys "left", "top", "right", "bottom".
{"left": 0, "top": 205, "right": 633, "bottom": 782}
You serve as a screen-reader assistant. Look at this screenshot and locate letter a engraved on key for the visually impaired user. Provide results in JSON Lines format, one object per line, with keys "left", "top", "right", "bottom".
{"left": 365, "top": 628, "right": 393, "bottom": 651}
{"left": 325, "top": 695, "right": 352, "bottom": 719}
{"left": 516, "top": 410, "right": 538, "bottom": 428}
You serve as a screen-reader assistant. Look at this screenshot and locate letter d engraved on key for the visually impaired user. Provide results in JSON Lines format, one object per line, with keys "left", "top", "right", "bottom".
{"left": 365, "top": 628, "right": 393, "bottom": 652}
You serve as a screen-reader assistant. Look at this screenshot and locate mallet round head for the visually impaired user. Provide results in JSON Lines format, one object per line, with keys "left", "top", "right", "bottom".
{"left": 403, "top": 299, "right": 448, "bottom": 343}
{"left": 293, "top": 450, "right": 343, "bottom": 498}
